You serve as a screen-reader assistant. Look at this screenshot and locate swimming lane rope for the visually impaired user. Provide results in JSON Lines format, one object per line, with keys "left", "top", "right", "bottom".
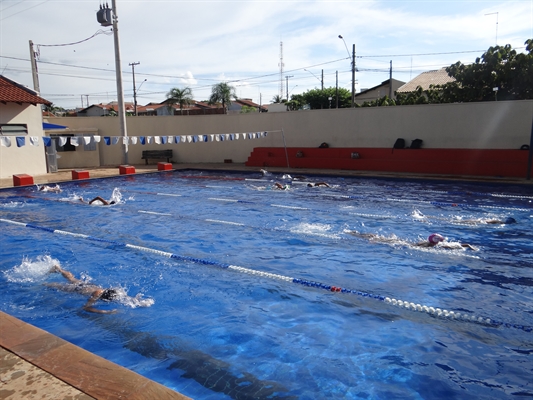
{"left": 1, "top": 217, "right": 530, "bottom": 333}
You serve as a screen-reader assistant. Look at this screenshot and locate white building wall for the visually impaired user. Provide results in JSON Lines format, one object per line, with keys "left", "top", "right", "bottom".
{"left": 49, "top": 100, "right": 532, "bottom": 167}
{"left": 0, "top": 103, "right": 48, "bottom": 179}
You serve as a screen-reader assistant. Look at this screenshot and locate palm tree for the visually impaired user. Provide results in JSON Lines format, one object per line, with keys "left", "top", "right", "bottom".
{"left": 166, "top": 87, "right": 194, "bottom": 115}
{"left": 208, "top": 82, "right": 237, "bottom": 114}
{"left": 271, "top": 94, "right": 283, "bottom": 104}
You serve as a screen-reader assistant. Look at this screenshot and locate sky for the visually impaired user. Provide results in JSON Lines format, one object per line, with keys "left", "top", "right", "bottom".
{"left": 1, "top": 0, "right": 532, "bottom": 110}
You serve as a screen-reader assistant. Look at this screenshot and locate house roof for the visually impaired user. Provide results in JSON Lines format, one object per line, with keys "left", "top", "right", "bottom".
{"left": 0, "top": 75, "right": 51, "bottom": 105}
{"left": 354, "top": 78, "right": 405, "bottom": 97}
{"left": 78, "top": 102, "right": 135, "bottom": 113}
{"left": 234, "top": 98, "right": 267, "bottom": 110}
{"left": 396, "top": 68, "right": 455, "bottom": 93}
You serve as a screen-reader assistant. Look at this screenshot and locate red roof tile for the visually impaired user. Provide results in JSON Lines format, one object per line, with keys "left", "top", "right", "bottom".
{"left": 0, "top": 75, "right": 51, "bottom": 105}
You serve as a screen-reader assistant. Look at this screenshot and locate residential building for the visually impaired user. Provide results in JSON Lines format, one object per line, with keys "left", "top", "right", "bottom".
{"left": 0, "top": 75, "right": 51, "bottom": 179}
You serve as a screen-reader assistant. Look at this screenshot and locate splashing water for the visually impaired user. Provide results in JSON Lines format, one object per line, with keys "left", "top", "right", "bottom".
{"left": 110, "top": 287, "right": 155, "bottom": 308}
{"left": 4, "top": 255, "right": 59, "bottom": 283}
{"left": 110, "top": 187, "right": 123, "bottom": 204}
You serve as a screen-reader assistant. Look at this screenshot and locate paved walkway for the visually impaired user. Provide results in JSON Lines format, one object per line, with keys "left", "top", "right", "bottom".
{"left": 0, "top": 162, "right": 531, "bottom": 399}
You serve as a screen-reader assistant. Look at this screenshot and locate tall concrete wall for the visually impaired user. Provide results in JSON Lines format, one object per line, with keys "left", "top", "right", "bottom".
{"left": 50, "top": 100, "right": 533, "bottom": 167}
{"left": 0, "top": 103, "right": 48, "bottom": 179}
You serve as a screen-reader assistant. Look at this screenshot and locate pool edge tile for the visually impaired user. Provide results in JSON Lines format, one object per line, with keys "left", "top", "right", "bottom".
{"left": 0, "top": 311, "right": 191, "bottom": 400}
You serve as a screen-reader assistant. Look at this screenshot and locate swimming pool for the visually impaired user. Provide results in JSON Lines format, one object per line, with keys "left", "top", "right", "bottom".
{"left": 1, "top": 170, "right": 532, "bottom": 399}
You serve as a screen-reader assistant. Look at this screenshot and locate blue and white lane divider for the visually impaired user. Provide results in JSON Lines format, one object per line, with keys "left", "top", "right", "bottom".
{"left": 2, "top": 217, "right": 531, "bottom": 332}
{"left": 209, "top": 195, "right": 531, "bottom": 213}
{"left": 123, "top": 187, "right": 531, "bottom": 212}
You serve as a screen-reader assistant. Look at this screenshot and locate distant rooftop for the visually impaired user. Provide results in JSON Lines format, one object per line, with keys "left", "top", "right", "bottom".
{"left": 396, "top": 68, "right": 455, "bottom": 93}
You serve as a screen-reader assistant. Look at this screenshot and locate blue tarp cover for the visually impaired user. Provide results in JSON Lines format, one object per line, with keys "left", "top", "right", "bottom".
{"left": 43, "top": 122, "right": 67, "bottom": 130}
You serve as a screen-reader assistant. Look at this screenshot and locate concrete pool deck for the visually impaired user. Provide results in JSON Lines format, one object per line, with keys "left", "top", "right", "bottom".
{"left": 0, "top": 162, "right": 531, "bottom": 399}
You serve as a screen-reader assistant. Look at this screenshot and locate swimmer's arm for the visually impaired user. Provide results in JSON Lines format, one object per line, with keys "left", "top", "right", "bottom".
{"left": 89, "top": 196, "right": 109, "bottom": 205}
{"left": 413, "top": 241, "right": 432, "bottom": 247}
{"left": 461, "top": 243, "right": 478, "bottom": 251}
{"left": 347, "top": 231, "right": 375, "bottom": 240}
{"left": 83, "top": 291, "right": 117, "bottom": 314}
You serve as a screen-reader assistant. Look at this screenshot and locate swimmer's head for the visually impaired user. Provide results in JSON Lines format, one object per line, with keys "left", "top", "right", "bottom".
{"left": 307, "top": 183, "right": 313, "bottom": 187}
{"left": 504, "top": 217, "right": 516, "bottom": 224}
{"left": 428, "top": 233, "right": 445, "bottom": 244}
{"left": 99, "top": 289, "right": 119, "bottom": 301}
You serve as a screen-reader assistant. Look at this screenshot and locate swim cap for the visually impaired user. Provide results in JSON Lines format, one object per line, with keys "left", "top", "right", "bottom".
{"left": 428, "top": 233, "right": 445, "bottom": 244}
{"left": 504, "top": 217, "right": 516, "bottom": 224}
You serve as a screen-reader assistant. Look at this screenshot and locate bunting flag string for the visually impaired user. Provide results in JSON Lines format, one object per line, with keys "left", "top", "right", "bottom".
{"left": 2, "top": 130, "right": 276, "bottom": 148}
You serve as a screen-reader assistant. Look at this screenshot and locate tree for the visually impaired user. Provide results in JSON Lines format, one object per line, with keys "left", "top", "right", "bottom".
{"left": 208, "top": 82, "right": 237, "bottom": 114}
{"left": 440, "top": 39, "right": 533, "bottom": 102}
{"left": 271, "top": 94, "right": 284, "bottom": 104}
{"left": 166, "top": 87, "right": 194, "bottom": 115}
{"left": 240, "top": 105, "right": 257, "bottom": 113}
{"left": 299, "top": 87, "right": 351, "bottom": 109}
{"left": 285, "top": 94, "right": 306, "bottom": 111}
{"left": 43, "top": 103, "right": 66, "bottom": 116}
{"left": 390, "top": 40, "right": 533, "bottom": 106}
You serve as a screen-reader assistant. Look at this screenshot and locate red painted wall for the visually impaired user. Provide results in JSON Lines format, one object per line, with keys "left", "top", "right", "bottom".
{"left": 246, "top": 147, "right": 532, "bottom": 178}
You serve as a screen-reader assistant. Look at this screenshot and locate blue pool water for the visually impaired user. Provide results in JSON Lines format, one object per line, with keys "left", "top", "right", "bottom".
{"left": 1, "top": 170, "right": 532, "bottom": 399}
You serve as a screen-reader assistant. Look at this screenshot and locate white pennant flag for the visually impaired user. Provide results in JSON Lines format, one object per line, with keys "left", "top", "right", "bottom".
{"left": 30, "top": 136, "right": 39, "bottom": 146}
{"left": 93, "top": 135, "right": 101, "bottom": 143}
{"left": 59, "top": 136, "right": 68, "bottom": 146}
{"left": 0, "top": 137, "right": 11, "bottom": 147}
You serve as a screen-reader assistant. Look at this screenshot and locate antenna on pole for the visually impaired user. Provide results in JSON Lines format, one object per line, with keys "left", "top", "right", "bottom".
{"left": 279, "top": 41, "right": 284, "bottom": 100}
{"left": 485, "top": 12, "right": 499, "bottom": 45}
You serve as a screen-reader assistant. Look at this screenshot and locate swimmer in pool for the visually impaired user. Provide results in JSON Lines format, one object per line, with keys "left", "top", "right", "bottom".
{"left": 412, "top": 210, "right": 516, "bottom": 226}
{"left": 465, "top": 217, "right": 517, "bottom": 225}
{"left": 79, "top": 196, "right": 115, "bottom": 205}
{"left": 307, "top": 182, "right": 330, "bottom": 187}
{"left": 274, "top": 183, "right": 290, "bottom": 190}
{"left": 46, "top": 265, "right": 122, "bottom": 314}
{"left": 414, "top": 233, "right": 477, "bottom": 250}
{"left": 348, "top": 231, "right": 477, "bottom": 250}
{"left": 38, "top": 184, "right": 62, "bottom": 193}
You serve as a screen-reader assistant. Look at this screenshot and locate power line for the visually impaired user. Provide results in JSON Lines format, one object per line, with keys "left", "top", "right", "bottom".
{"left": 0, "top": 0, "right": 50, "bottom": 21}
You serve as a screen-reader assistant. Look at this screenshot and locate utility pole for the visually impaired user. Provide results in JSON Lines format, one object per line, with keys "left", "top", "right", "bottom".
{"left": 129, "top": 61, "right": 140, "bottom": 116}
{"left": 338, "top": 35, "right": 356, "bottom": 107}
{"left": 29, "top": 40, "right": 40, "bottom": 94}
{"left": 389, "top": 60, "right": 392, "bottom": 99}
{"left": 336, "top": 71, "right": 339, "bottom": 108}
{"left": 351, "top": 44, "right": 356, "bottom": 108}
{"left": 97, "top": 1, "right": 129, "bottom": 164}
{"left": 285, "top": 75, "right": 293, "bottom": 101}
{"left": 321, "top": 69, "right": 324, "bottom": 90}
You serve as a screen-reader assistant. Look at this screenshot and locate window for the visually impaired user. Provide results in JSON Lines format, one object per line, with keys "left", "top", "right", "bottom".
{"left": 0, "top": 124, "right": 28, "bottom": 135}
{"left": 82, "top": 135, "right": 97, "bottom": 151}
{"left": 51, "top": 134, "right": 76, "bottom": 152}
